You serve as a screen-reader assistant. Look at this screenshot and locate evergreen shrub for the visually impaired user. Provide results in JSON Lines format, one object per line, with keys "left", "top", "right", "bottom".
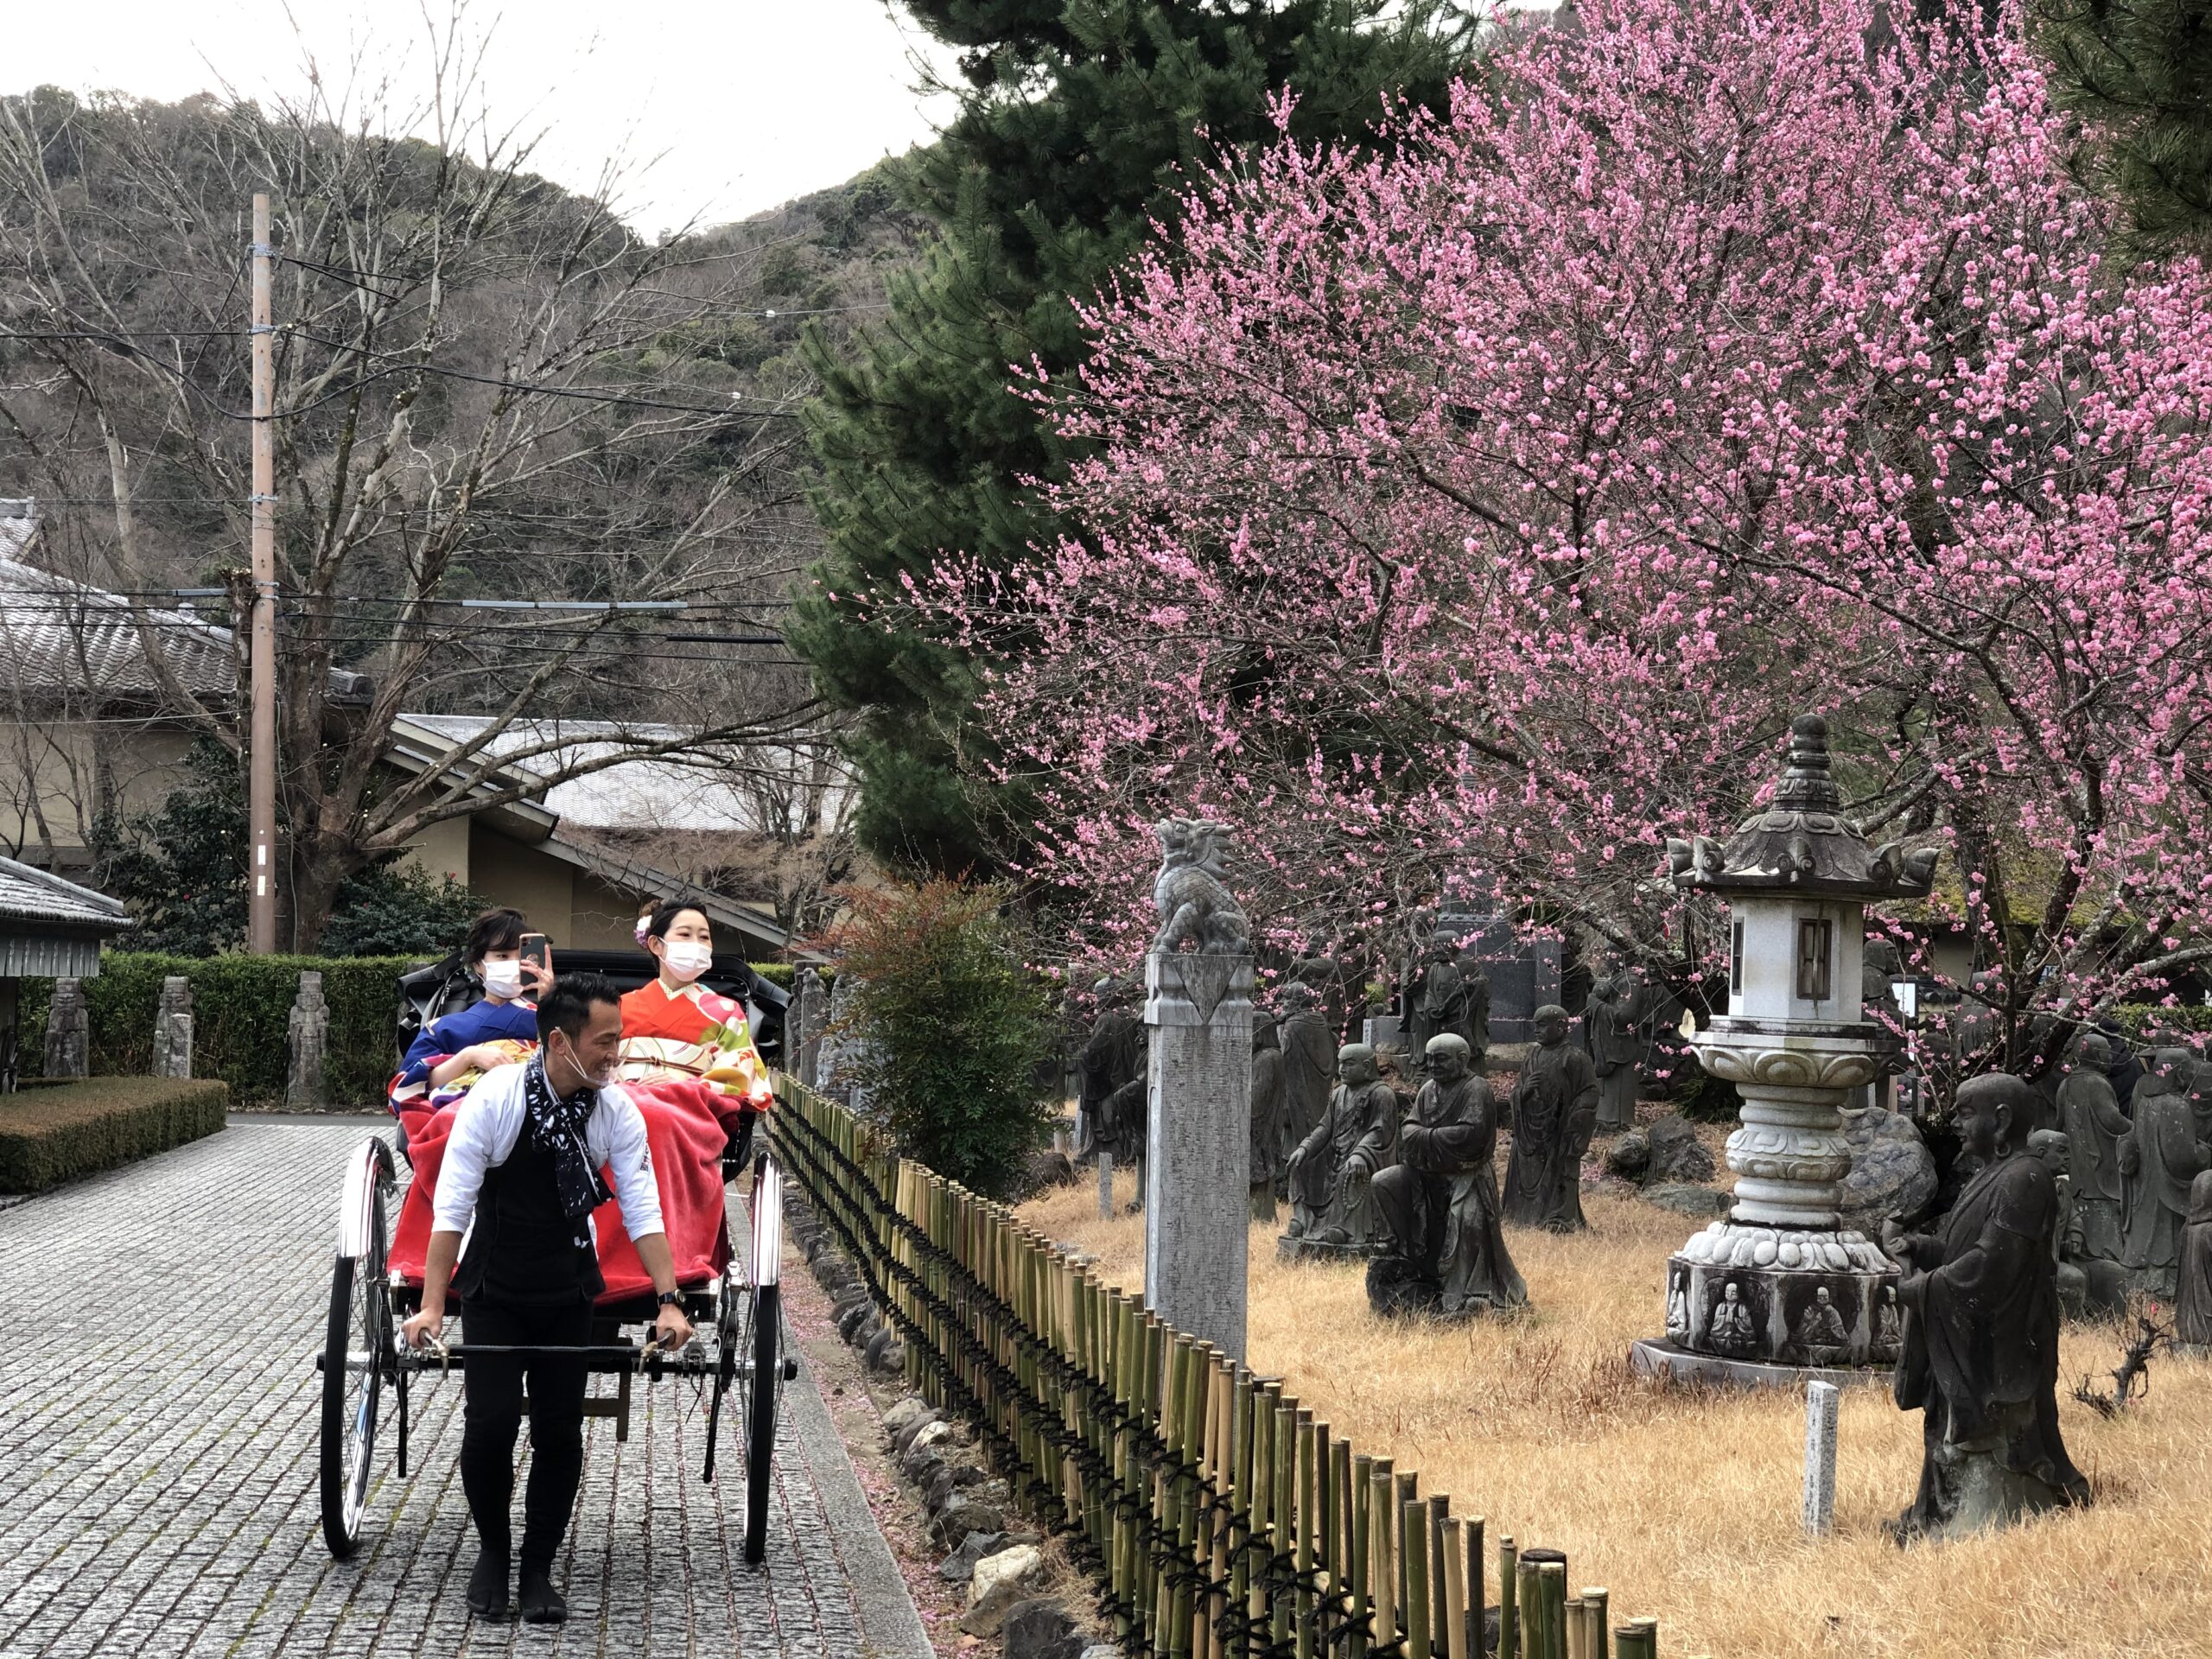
{"left": 824, "top": 880, "right": 1058, "bottom": 1198}
{"left": 0, "top": 1077, "right": 228, "bottom": 1191}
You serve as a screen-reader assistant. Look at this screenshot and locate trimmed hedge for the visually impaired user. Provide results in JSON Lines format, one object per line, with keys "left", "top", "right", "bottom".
{"left": 19, "top": 954, "right": 421, "bottom": 1108}
{"left": 0, "top": 1077, "right": 229, "bottom": 1192}
{"left": 2111, "top": 1004, "right": 2212, "bottom": 1038}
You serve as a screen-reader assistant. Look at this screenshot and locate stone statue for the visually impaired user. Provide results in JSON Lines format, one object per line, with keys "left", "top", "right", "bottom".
{"left": 2176, "top": 1170, "right": 2212, "bottom": 1354}
{"left": 1078, "top": 978, "right": 1144, "bottom": 1162}
{"left": 1284, "top": 1043, "right": 1398, "bottom": 1250}
{"left": 1708, "top": 1281, "right": 1757, "bottom": 1355}
{"left": 1276, "top": 982, "right": 1337, "bottom": 1159}
{"left": 2028, "top": 1128, "right": 2094, "bottom": 1320}
{"left": 1150, "top": 818, "right": 1252, "bottom": 956}
{"left": 1456, "top": 945, "right": 1491, "bottom": 1060}
{"left": 1792, "top": 1286, "right": 1849, "bottom": 1368}
{"left": 1666, "top": 1280, "right": 1690, "bottom": 1342}
{"left": 1367, "top": 1034, "right": 1527, "bottom": 1319}
{"left": 2118, "top": 1047, "right": 2211, "bottom": 1297}
{"left": 1406, "top": 941, "right": 1468, "bottom": 1064}
{"left": 286, "top": 970, "right": 332, "bottom": 1110}
{"left": 1288, "top": 931, "right": 1357, "bottom": 1045}
{"left": 1585, "top": 969, "right": 1643, "bottom": 1133}
{"left": 1097, "top": 1046, "right": 1150, "bottom": 1169}
{"left": 2053, "top": 1033, "right": 2130, "bottom": 1263}
{"left": 1502, "top": 1004, "right": 1599, "bottom": 1231}
{"left": 1249, "top": 1011, "right": 1287, "bottom": 1222}
{"left": 43, "top": 976, "right": 87, "bottom": 1080}
{"left": 1884, "top": 1073, "right": 2088, "bottom": 1543}
{"left": 153, "top": 975, "right": 194, "bottom": 1080}
{"left": 1874, "top": 1284, "right": 1903, "bottom": 1359}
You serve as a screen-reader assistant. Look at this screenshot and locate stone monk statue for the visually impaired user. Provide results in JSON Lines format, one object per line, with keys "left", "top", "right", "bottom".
{"left": 1285, "top": 1044, "right": 1398, "bottom": 1249}
{"left": 1503, "top": 1005, "right": 1599, "bottom": 1231}
{"left": 1369, "top": 1034, "right": 1527, "bottom": 1318}
{"left": 1277, "top": 982, "right": 1338, "bottom": 1157}
{"left": 2119, "top": 1048, "right": 2211, "bottom": 1297}
{"left": 1884, "top": 1073, "right": 2088, "bottom": 1543}
{"left": 1249, "top": 1011, "right": 1287, "bottom": 1223}
{"left": 2175, "top": 1170, "right": 2212, "bottom": 1353}
{"left": 1586, "top": 969, "right": 1643, "bottom": 1133}
{"left": 1407, "top": 940, "right": 1469, "bottom": 1062}
{"left": 2053, "top": 1032, "right": 2130, "bottom": 1264}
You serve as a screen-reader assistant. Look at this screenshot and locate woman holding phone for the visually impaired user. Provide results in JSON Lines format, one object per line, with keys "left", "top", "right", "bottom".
{"left": 392, "top": 908, "right": 554, "bottom": 1103}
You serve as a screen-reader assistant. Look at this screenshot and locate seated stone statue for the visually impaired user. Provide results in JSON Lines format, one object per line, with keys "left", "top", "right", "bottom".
{"left": 1793, "top": 1287, "right": 1849, "bottom": 1368}
{"left": 1708, "top": 1281, "right": 1757, "bottom": 1355}
{"left": 1284, "top": 1043, "right": 1398, "bottom": 1249}
{"left": 1503, "top": 1005, "right": 1599, "bottom": 1231}
{"left": 1884, "top": 1073, "right": 2089, "bottom": 1543}
{"left": 1368, "top": 1034, "right": 1527, "bottom": 1318}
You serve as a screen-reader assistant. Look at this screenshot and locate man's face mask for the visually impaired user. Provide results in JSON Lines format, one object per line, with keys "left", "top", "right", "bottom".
{"left": 554, "top": 1030, "right": 614, "bottom": 1090}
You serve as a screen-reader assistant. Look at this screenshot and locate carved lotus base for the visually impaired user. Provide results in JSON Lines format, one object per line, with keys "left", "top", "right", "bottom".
{"left": 1662, "top": 1223, "right": 1901, "bottom": 1374}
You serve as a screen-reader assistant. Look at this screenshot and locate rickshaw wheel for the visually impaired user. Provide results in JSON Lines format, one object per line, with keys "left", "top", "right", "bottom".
{"left": 320, "top": 1155, "right": 391, "bottom": 1558}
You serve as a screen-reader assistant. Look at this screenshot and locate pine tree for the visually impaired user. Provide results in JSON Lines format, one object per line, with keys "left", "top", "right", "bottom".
{"left": 2037, "top": 0, "right": 2212, "bottom": 256}
{"left": 794, "top": 1, "right": 1483, "bottom": 873}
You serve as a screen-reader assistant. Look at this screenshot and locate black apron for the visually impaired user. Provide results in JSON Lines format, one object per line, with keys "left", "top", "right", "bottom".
{"left": 454, "top": 1117, "right": 606, "bottom": 1306}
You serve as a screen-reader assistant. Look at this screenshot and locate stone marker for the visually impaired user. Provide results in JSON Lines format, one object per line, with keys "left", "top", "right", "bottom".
{"left": 286, "top": 970, "right": 331, "bottom": 1109}
{"left": 794, "top": 966, "right": 826, "bottom": 1088}
{"left": 1142, "top": 817, "right": 1253, "bottom": 1362}
{"left": 1802, "top": 1380, "right": 1840, "bottom": 1536}
{"left": 1096, "top": 1150, "right": 1115, "bottom": 1221}
{"left": 153, "top": 975, "right": 194, "bottom": 1080}
{"left": 43, "top": 976, "right": 86, "bottom": 1079}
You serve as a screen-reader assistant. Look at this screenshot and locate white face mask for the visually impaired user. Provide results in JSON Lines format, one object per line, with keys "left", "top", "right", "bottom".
{"left": 660, "top": 940, "right": 713, "bottom": 982}
{"left": 481, "top": 959, "right": 524, "bottom": 999}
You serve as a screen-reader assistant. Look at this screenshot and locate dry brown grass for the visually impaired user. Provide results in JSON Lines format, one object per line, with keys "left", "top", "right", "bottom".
{"left": 1021, "top": 1167, "right": 2212, "bottom": 1659}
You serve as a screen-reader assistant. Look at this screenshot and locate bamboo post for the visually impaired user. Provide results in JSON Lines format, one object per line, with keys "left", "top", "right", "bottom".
{"left": 1295, "top": 1416, "right": 1319, "bottom": 1659}
{"left": 1465, "top": 1518, "right": 1484, "bottom": 1659}
{"left": 1230, "top": 1370, "right": 1255, "bottom": 1646}
{"left": 1402, "top": 1500, "right": 1431, "bottom": 1659}
{"left": 1539, "top": 1563, "right": 1567, "bottom": 1659}
{"left": 1271, "top": 1402, "right": 1297, "bottom": 1654}
{"left": 1566, "top": 1599, "right": 1586, "bottom": 1659}
{"left": 1429, "top": 1493, "right": 1450, "bottom": 1655}
{"left": 1614, "top": 1616, "right": 1657, "bottom": 1659}
{"left": 1395, "top": 1470, "right": 1417, "bottom": 1628}
{"left": 1350, "top": 1456, "right": 1373, "bottom": 1659}
{"left": 1582, "top": 1588, "right": 1608, "bottom": 1659}
{"left": 1498, "top": 1535, "right": 1518, "bottom": 1659}
{"left": 1441, "top": 1516, "right": 1467, "bottom": 1659}
{"left": 1332, "top": 1440, "right": 1357, "bottom": 1659}
{"left": 1369, "top": 1470, "right": 1397, "bottom": 1652}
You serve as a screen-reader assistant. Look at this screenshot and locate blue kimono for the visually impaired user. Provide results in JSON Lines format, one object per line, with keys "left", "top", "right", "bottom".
{"left": 394, "top": 997, "right": 541, "bottom": 1097}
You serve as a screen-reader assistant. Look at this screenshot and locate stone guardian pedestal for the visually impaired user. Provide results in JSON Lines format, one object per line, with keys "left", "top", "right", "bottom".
{"left": 1143, "top": 948, "right": 1254, "bottom": 1363}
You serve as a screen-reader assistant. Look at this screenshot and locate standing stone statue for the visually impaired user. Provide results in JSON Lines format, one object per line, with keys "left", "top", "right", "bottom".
{"left": 2118, "top": 1048, "right": 2211, "bottom": 1297}
{"left": 1368, "top": 1033, "right": 1526, "bottom": 1319}
{"left": 1585, "top": 969, "right": 1643, "bottom": 1133}
{"left": 1503, "top": 1004, "right": 1599, "bottom": 1231}
{"left": 153, "top": 975, "right": 194, "bottom": 1080}
{"left": 1078, "top": 977, "right": 1145, "bottom": 1163}
{"left": 1456, "top": 946, "right": 1491, "bottom": 1063}
{"left": 1289, "top": 930, "right": 1357, "bottom": 1045}
{"left": 286, "top": 970, "right": 332, "bottom": 1109}
{"left": 1276, "top": 981, "right": 1337, "bottom": 1159}
{"left": 1143, "top": 817, "right": 1255, "bottom": 1359}
{"left": 1406, "top": 940, "right": 1468, "bottom": 1061}
{"left": 1283, "top": 1044, "right": 1398, "bottom": 1252}
{"left": 1249, "top": 1011, "right": 1287, "bottom": 1222}
{"left": 1884, "top": 1073, "right": 2088, "bottom": 1543}
{"left": 43, "top": 976, "right": 87, "bottom": 1079}
{"left": 2054, "top": 1033, "right": 2130, "bottom": 1263}
{"left": 2174, "top": 1170, "right": 2212, "bottom": 1353}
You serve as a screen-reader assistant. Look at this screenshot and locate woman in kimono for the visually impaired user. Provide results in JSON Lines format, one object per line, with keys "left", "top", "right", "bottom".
{"left": 389, "top": 908, "right": 550, "bottom": 1116}
{"left": 620, "top": 900, "right": 773, "bottom": 1162}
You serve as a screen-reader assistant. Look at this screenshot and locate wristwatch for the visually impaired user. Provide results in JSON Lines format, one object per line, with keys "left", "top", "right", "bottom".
{"left": 656, "top": 1290, "right": 683, "bottom": 1309}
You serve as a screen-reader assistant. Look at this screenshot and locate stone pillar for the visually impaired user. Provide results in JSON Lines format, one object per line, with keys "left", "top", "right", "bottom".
{"left": 1802, "top": 1380, "right": 1840, "bottom": 1536}
{"left": 287, "top": 970, "right": 331, "bottom": 1109}
{"left": 795, "top": 966, "right": 826, "bottom": 1088}
{"left": 1143, "top": 949, "right": 1254, "bottom": 1362}
{"left": 153, "top": 976, "right": 194, "bottom": 1080}
{"left": 43, "top": 977, "right": 87, "bottom": 1079}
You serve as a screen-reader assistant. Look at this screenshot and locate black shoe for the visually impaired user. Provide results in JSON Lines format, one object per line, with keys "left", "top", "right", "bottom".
{"left": 467, "top": 1548, "right": 511, "bottom": 1620}
{"left": 518, "top": 1570, "right": 567, "bottom": 1624}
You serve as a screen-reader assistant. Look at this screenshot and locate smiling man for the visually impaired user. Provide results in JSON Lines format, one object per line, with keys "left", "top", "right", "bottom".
{"left": 400, "top": 971, "right": 692, "bottom": 1624}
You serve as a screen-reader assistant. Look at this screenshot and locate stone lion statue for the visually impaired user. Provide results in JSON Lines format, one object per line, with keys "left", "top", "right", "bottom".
{"left": 1150, "top": 818, "right": 1251, "bottom": 956}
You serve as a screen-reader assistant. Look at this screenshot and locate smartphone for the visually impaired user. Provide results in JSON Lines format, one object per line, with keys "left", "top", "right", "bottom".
{"left": 519, "top": 931, "right": 550, "bottom": 982}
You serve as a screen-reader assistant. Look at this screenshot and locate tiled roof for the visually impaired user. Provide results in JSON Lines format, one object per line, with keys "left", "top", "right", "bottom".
{"left": 0, "top": 854, "right": 131, "bottom": 932}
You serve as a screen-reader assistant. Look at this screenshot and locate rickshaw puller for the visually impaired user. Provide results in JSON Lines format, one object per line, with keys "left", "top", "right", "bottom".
{"left": 401, "top": 972, "right": 693, "bottom": 1624}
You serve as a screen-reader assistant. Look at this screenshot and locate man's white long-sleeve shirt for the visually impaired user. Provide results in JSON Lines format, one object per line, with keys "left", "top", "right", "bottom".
{"left": 429, "top": 1060, "right": 664, "bottom": 1243}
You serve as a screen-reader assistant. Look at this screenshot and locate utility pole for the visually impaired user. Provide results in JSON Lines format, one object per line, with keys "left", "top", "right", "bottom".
{"left": 247, "top": 194, "right": 278, "bottom": 953}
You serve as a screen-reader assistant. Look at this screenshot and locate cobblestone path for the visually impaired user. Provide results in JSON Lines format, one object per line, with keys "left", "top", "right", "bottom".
{"left": 0, "top": 1120, "right": 931, "bottom": 1658}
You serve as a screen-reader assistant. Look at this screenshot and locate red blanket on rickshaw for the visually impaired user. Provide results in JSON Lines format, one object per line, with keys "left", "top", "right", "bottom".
{"left": 389, "top": 1077, "right": 739, "bottom": 1304}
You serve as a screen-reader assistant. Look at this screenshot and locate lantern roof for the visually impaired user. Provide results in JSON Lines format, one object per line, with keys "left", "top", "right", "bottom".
{"left": 1667, "top": 714, "right": 1939, "bottom": 901}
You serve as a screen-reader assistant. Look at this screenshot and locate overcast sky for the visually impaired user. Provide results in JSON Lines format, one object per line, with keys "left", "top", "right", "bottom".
{"left": 8, "top": 1, "right": 960, "bottom": 236}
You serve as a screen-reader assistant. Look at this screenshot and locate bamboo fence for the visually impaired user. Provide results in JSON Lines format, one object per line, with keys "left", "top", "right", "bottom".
{"left": 771, "top": 1075, "right": 1662, "bottom": 1659}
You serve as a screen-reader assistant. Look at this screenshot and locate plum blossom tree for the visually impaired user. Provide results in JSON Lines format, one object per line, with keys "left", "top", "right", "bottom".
{"left": 915, "top": 0, "right": 2212, "bottom": 1075}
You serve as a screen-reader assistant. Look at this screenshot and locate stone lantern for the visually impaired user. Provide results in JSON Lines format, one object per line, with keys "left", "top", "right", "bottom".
{"left": 1630, "top": 713, "right": 1939, "bottom": 1384}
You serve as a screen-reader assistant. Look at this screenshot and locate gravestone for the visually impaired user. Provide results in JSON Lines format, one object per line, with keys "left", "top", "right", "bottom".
{"left": 1142, "top": 818, "right": 1254, "bottom": 1362}
{"left": 43, "top": 976, "right": 86, "bottom": 1079}
{"left": 1802, "top": 1380, "right": 1840, "bottom": 1536}
{"left": 1437, "top": 910, "right": 1560, "bottom": 1045}
{"left": 286, "top": 970, "right": 331, "bottom": 1109}
{"left": 794, "top": 967, "right": 827, "bottom": 1088}
{"left": 153, "top": 976, "right": 194, "bottom": 1080}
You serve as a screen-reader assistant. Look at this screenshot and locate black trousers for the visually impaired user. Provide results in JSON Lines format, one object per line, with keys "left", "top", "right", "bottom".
{"left": 459, "top": 1299, "right": 594, "bottom": 1572}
